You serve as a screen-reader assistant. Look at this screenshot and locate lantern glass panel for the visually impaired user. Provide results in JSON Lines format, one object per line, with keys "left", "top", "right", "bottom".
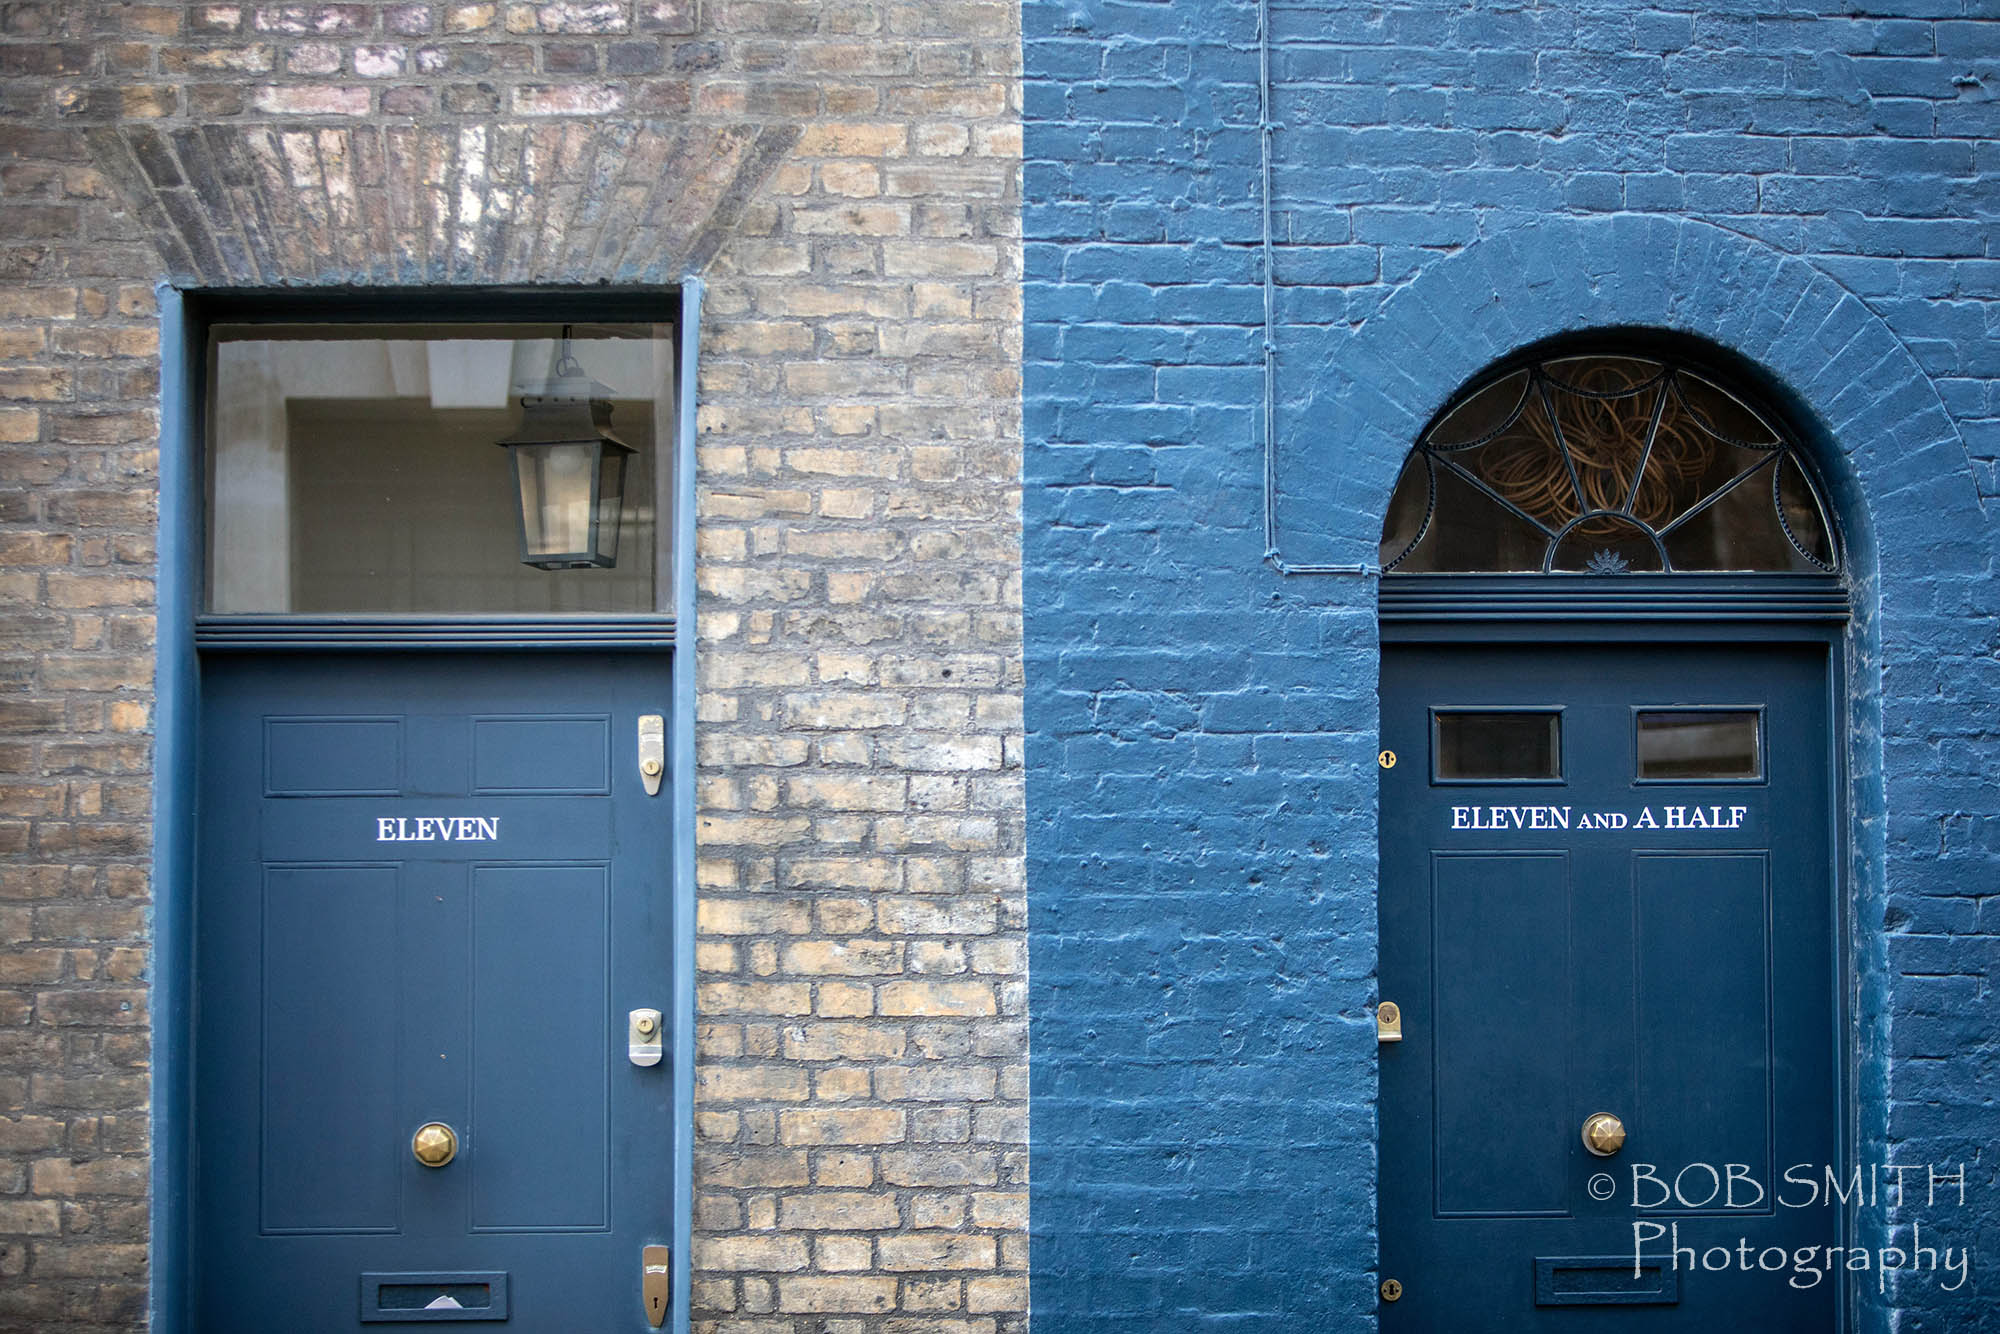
{"left": 512, "top": 441, "right": 600, "bottom": 565}
{"left": 595, "top": 447, "right": 627, "bottom": 566}
{"left": 206, "top": 322, "right": 671, "bottom": 612}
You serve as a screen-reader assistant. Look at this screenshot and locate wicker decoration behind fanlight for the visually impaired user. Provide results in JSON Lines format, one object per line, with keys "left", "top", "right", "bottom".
{"left": 1380, "top": 353, "right": 1838, "bottom": 574}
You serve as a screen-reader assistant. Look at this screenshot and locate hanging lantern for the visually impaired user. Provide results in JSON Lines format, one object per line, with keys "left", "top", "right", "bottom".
{"left": 494, "top": 327, "right": 636, "bottom": 570}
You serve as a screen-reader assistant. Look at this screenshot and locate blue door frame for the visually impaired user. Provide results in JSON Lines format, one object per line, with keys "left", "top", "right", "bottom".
{"left": 151, "top": 285, "right": 702, "bottom": 1334}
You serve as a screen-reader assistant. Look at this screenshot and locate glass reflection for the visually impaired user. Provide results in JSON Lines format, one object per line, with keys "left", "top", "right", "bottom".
{"left": 208, "top": 324, "right": 670, "bottom": 613}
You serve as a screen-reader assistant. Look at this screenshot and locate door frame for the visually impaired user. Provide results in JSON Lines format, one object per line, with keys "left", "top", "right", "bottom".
{"left": 152, "top": 285, "right": 703, "bottom": 1334}
{"left": 1376, "top": 573, "right": 1858, "bottom": 1331}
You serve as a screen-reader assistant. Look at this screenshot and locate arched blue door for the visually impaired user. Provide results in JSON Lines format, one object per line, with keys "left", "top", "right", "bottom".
{"left": 1375, "top": 348, "right": 1849, "bottom": 1329}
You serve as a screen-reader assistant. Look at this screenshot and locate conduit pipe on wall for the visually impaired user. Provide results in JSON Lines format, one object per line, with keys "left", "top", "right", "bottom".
{"left": 1258, "top": 0, "right": 1379, "bottom": 578}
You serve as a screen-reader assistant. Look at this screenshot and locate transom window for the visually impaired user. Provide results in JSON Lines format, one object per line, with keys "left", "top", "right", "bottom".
{"left": 1380, "top": 354, "right": 1838, "bottom": 575}
{"left": 207, "top": 321, "right": 672, "bottom": 614}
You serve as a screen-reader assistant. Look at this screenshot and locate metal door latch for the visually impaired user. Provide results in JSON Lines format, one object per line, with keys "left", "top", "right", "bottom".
{"left": 1376, "top": 1001, "right": 1403, "bottom": 1043}
{"left": 638, "top": 715, "right": 664, "bottom": 796}
{"left": 642, "top": 1245, "right": 670, "bottom": 1327}
{"left": 628, "top": 1009, "right": 663, "bottom": 1066}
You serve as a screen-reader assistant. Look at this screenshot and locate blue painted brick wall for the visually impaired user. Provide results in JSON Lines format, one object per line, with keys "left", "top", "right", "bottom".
{"left": 1024, "top": 1, "right": 2000, "bottom": 1328}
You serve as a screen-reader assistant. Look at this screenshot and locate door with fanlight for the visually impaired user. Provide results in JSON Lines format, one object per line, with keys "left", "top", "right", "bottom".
{"left": 1374, "top": 346, "right": 1849, "bottom": 1331}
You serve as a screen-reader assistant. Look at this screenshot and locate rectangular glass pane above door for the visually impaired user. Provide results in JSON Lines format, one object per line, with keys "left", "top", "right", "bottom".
{"left": 208, "top": 322, "right": 672, "bottom": 615}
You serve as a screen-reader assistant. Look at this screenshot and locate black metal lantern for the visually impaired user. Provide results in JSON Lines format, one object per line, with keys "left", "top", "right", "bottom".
{"left": 495, "top": 328, "right": 636, "bottom": 570}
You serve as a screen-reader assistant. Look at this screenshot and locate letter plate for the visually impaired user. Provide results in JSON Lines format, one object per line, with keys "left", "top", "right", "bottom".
{"left": 638, "top": 714, "right": 665, "bottom": 796}
{"left": 1534, "top": 1256, "right": 1678, "bottom": 1306}
{"left": 360, "top": 1272, "right": 509, "bottom": 1322}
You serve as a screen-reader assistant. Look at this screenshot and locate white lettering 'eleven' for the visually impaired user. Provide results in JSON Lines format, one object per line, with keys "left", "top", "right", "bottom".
{"left": 1451, "top": 805, "right": 1574, "bottom": 830}
{"left": 375, "top": 816, "right": 501, "bottom": 842}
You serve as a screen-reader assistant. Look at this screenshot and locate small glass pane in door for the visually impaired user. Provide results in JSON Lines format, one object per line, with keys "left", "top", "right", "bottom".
{"left": 1635, "top": 710, "right": 1761, "bottom": 780}
{"left": 1434, "top": 711, "right": 1562, "bottom": 782}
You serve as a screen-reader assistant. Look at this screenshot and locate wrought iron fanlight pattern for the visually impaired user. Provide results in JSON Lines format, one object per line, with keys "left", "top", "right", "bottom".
{"left": 1380, "top": 355, "right": 1839, "bottom": 575}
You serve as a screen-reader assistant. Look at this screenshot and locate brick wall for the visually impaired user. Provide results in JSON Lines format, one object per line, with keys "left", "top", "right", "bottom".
{"left": 689, "top": 14, "right": 1028, "bottom": 1327}
{"left": 0, "top": 104, "right": 163, "bottom": 1327}
{"left": 1025, "top": 1, "right": 2000, "bottom": 1328}
{"left": 0, "top": 0, "right": 1026, "bottom": 1329}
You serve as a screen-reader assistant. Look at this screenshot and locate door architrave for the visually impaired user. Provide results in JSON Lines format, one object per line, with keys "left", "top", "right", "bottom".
{"left": 152, "top": 286, "right": 703, "bottom": 1334}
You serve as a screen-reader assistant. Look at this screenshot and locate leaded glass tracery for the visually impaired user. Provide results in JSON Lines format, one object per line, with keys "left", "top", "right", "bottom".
{"left": 1380, "top": 355, "right": 1839, "bottom": 574}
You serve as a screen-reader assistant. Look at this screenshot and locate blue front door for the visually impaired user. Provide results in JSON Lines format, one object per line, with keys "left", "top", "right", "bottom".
{"left": 1379, "top": 641, "right": 1840, "bottom": 1329}
{"left": 196, "top": 651, "right": 676, "bottom": 1329}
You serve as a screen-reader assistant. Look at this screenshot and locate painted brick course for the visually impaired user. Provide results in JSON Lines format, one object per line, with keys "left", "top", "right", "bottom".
{"left": 0, "top": 0, "right": 1025, "bottom": 1329}
{"left": 1025, "top": 1, "right": 2000, "bottom": 1329}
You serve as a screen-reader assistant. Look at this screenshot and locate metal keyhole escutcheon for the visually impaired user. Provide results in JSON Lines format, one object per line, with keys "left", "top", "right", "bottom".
{"left": 1380, "top": 1278, "right": 1403, "bottom": 1302}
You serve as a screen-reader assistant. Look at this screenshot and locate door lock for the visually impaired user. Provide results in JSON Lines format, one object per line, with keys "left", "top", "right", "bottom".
{"left": 1375, "top": 1001, "right": 1403, "bottom": 1043}
{"left": 638, "top": 714, "right": 665, "bottom": 796}
{"left": 629, "top": 1008, "right": 663, "bottom": 1066}
{"left": 642, "top": 1245, "right": 671, "bottom": 1327}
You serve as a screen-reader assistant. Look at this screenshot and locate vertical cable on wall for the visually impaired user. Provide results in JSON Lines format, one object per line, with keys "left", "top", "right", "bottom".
{"left": 1258, "top": 0, "right": 1378, "bottom": 578}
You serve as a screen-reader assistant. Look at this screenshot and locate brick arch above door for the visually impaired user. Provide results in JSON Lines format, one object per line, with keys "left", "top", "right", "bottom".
{"left": 1275, "top": 213, "right": 1982, "bottom": 586}
{"left": 85, "top": 119, "right": 797, "bottom": 286}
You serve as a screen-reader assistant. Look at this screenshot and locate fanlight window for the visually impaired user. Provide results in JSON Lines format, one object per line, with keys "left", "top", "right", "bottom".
{"left": 1381, "top": 355, "right": 1839, "bottom": 574}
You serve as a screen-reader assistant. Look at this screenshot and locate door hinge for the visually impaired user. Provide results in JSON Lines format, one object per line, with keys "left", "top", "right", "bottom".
{"left": 642, "top": 1245, "right": 671, "bottom": 1327}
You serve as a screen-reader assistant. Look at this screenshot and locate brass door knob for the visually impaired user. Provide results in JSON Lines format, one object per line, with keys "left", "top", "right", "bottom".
{"left": 412, "top": 1121, "right": 459, "bottom": 1168}
{"left": 1581, "top": 1112, "right": 1626, "bottom": 1157}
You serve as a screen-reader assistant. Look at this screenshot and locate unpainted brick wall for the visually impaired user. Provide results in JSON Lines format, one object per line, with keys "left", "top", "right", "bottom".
{"left": 0, "top": 0, "right": 1026, "bottom": 1330}
{"left": 0, "top": 96, "right": 162, "bottom": 1327}
{"left": 690, "top": 11, "right": 1029, "bottom": 1326}
{"left": 1024, "top": 1, "right": 2000, "bottom": 1329}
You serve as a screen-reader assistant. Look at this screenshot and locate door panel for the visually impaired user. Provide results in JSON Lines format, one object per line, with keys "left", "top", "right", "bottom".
{"left": 260, "top": 863, "right": 403, "bottom": 1235}
{"left": 1433, "top": 851, "right": 1572, "bottom": 1217}
{"left": 469, "top": 863, "right": 610, "bottom": 1232}
{"left": 197, "top": 652, "right": 675, "bottom": 1330}
{"left": 1379, "top": 642, "right": 1839, "bottom": 1331}
{"left": 1634, "top": 852, "right": 1772, "bottom": 1185}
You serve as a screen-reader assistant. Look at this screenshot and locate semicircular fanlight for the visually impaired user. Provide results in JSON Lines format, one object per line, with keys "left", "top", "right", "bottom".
{"left": 1380, "top": 354, "right": 1839, "bottom": 575}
